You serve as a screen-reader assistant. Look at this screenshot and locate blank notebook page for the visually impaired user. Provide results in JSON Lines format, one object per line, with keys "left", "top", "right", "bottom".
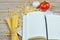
{"left": 46, "top": 15, "right": 60, "bottom": 39}
{"left": 23, "top": 12, "right": 46, "bottom": 40}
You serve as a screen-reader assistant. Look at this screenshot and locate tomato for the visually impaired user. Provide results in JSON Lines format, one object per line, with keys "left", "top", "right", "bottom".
{"left": 38, "top": 1, "right": 50, "bottom": 11}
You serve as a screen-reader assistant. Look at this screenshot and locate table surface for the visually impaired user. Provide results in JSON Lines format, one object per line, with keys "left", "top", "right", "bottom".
{"left": 0, "top": 0, "right": 60, "bottom": 40}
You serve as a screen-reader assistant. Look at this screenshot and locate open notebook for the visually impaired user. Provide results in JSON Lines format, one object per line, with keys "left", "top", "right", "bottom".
{"left": 23, "top": 12, "right": 60, "bottom": 40}
{"left": 23, "top": 12, "right": 46, "bottom": 40}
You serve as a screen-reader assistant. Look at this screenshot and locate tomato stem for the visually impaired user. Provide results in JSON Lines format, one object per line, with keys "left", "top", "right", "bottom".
{"left": 43, "top": 1, "right": 46, "bottom": 5}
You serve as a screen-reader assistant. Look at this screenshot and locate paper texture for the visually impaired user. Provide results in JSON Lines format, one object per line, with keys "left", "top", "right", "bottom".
{"left": 23, "top": 12, "right": 46, "bottom": 40}
{"left": 46, "top": 15, "right": 60, "bottom": 39}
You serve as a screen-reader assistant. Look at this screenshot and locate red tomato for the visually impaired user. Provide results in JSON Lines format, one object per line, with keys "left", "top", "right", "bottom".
{"left": 38, "top": 1, "right": 50, "bottom": 11}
